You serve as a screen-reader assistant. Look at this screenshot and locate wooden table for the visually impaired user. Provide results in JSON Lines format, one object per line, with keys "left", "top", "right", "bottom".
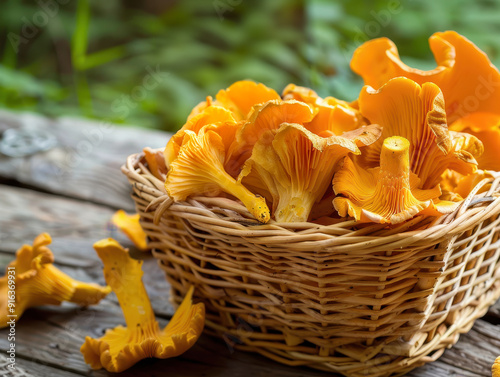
{"left": 0, "top": 110, "right": 499, "bottom": 377}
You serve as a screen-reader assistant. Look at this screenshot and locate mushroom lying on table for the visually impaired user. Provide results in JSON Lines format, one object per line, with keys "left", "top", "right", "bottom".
{"left": 0, "top": 233, "right": 110, "bottom": 328}
{"left": 81, "top": 238, "right": 205, "bottom": 373}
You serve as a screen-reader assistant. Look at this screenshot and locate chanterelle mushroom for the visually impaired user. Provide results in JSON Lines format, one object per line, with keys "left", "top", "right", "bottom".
{"left": 215, "top": 80, "right": 280, "bottom": 121}
{"left": 165, "top": 124, "right": 271, "bottom": 223}
{"left": 0, "top": 233, "right": 110, "bottom": 328}
{"left": 111, "top": 210, "right": 148, "bottom": 251}
{"left": 282, "top": 84, "right": 367, "bottom": 136}
{"left": 226, "top": 99, "right": 315, "bottom": 175}
{"left": 357, "top": 77, "right": 481, "bottom": 189}
{"left": 351, "top": 31, "right": 500, "bottom": 122}
{"left": 333, "top": 136, "right": 456, "bottom": 224}
{"left": 143, "top": 147, "right": 167, "bottom": 180}
{"left": 239, "top": 122, "right": 381, "bottom": 222}
{"left": 81, "top": 238, "right": 205, "bottom": 372}
{"left": 164, "top": 105, "right": 236, "bottom": 170}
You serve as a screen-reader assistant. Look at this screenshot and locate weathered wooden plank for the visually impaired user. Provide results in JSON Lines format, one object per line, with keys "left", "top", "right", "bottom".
{"left": 437, "top": 320, "right": 500, "bottom": 376}
{"left": 0, "top": 184, "right": 124, "bottom": 260}
{"left": 0, "top": 302, "right": 497, "bottom": 377}
{"left": 0, "top": 353, "right": 83, "bottom": 377}
{"left": 0, "top": 110, "right": 171, "bottom": 210}
{"left": 0, "top": 308, "right": 330, "bottom": 377}
{"left": 0, "top": 183, "right": 143, "bottom": 260}
{"left": 408, "top": 361, "right": 484, "bottom": 377}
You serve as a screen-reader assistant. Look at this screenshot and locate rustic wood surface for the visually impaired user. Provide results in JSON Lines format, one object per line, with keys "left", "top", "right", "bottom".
{"left": 0, "top": 111, "right": 499, "bottom": 377}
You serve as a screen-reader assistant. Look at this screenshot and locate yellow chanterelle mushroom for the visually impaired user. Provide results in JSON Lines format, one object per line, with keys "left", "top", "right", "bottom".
{"left": 357, "top": 77, "right": 482, "bottom": 189}
{"left": 333, "top": 136, "right": 456, "bottom": 224}
{"left": 0, "top": 233, "right": 110, "bottom": 328}
{"left": 282, "top": 83, "right": 367, "bottom": 136}
{"left": 111, "top": 210, "right": 148, "bottom": 251}
{"left": 239, "top": 123, "right": 381, "bottom": 222}
{"left": 164, "top": 105, "right": 236, "bottom": 170}
{"left": 351, "top": 31, "right": 500, "bottom": 123}
{"left": 81, "top": 238, "right": 205, "bottom": 372}
{"left": 165, "top": 124, "right": 270, "bottom": 223}
{"left": 450, "top": 112, "right": 500, "bottom": 171}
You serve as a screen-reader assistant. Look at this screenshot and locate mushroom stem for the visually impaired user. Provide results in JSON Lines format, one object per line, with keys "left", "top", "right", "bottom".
{"left": 46, "top": 266, "right": 111, "bottom": 306}
{"left": 217, "top": 174, "right": 270, "bottom": 223}
{"left": 16, "top": 265, "right": 110, "bottom": 308}
{"left": 116, "top": 275, "right": 156, "bottom": 330}
{"left": 374, "top": 136, "right": 413, "bottom": 216}
{"left": 275, "top": 193, "right": 315, "bottom": 223}
{"left": 1, "top": 233, "right": 110, "bottom": 328}
{"left": 93, "top": 239, "right": 156, "bottom": 329}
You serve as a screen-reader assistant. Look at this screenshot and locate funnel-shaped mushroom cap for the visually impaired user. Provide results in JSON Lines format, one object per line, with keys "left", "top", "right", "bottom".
{"left": 358, "top": 77, "right": 480, "bottom": 189}
{"left": 215, "top": 80, "right": 280, "bottom": 120}
{"left": 450, "top": 112, "right": 500, "bottom": 171}
{"left": 81, "top": 239, "right": 205, "bottom": 372}
{"left": 165, "top": 125, "right": 270, "bottom": 223}
{"left": 164, "top": 106, "right": 236, "bottom": 169}
{"left": 333, "top": 137, "right": 455, "bottom": 224}
{"left": 239, "top": 123, "right": 381, "bottom": 222}
{"left": 0, "top": 233, "right": 110, "bottom": 328}
{"left": 226, "top": 99, "right": 314, "bottom": 175}
{"left": 111, "top": 210, "right": 148, "bottom": 251}
{"left": 282, "top": 84, "right": 367, "bottom": 136}
{"left": 351, "top": 31, "right": 500, "bottom": 122}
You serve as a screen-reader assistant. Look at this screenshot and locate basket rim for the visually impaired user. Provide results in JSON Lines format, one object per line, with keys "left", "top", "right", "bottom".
{"left": 122, "top": 151, "right": 500, "bottom": 248}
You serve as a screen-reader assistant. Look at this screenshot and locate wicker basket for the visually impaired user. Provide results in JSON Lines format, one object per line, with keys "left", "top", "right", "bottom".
{"left": 122, "top": 151, "right": 500, "bottom": 377}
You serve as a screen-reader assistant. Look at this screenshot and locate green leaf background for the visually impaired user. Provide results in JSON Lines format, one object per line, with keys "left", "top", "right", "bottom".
{"left": 1, "top": 0, "right": 499, "bottom": 131}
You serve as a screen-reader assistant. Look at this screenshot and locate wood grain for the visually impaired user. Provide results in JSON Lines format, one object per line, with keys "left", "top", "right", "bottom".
{"left": 0, "top": 303, "right": 497, "bottom": 377}
{"left": 0, "top": 353, "right": 83, "bottom": 377}
{"left": 0, "top": 110, "right": 170, "bottom": 210}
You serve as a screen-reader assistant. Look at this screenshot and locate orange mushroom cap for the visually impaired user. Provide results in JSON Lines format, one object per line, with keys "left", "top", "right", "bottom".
{"left": 357, "top": 77, "right": 481, "bottom": 189}
{"left": 165, "top": 125, "right": 270, "bottom": 223}
{"left": 164, "top": 106, "right": 236, "bottom": 169}
{"left": 239, "top": 123, "right": 381, "bottom": 222}
{"left": 226, "top": 99, "right": 314, "bottom": 176}
{"left": 0, "top": 233, "right": 110, "bottom": 328}
{"left": 81, "top": 239, "right": 205, "bottom": 373}
{"left": 111, "top": 210, "right": 148, "bottom": 251}
{"left": 351, "top": 31, "right": 500, "bottom": 123}
{"left": 333, "top": 136, "right": 456, "bottom": 224}
{"left": 215, "top": 80, "right": 280, "bottom": 121}
{"left": 282, "top": 84, "right": 367, "bottom": 136}
{"left": 450, "top": 112, "right": 500, "bottom": 171}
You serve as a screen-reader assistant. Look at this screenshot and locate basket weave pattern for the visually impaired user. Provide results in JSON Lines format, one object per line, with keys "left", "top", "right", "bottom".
{"left": 123, "top": 152, "right": 500, "bottom": 377}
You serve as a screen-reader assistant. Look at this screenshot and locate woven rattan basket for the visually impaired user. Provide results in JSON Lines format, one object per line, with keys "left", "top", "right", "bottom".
{"left": 123, "top": 151, "right": 500, "bottom": 377}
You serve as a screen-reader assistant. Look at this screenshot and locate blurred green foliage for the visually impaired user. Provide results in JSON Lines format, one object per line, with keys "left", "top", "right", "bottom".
{"left": 1, "top": 0, "right": 500, "bottom": 131}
